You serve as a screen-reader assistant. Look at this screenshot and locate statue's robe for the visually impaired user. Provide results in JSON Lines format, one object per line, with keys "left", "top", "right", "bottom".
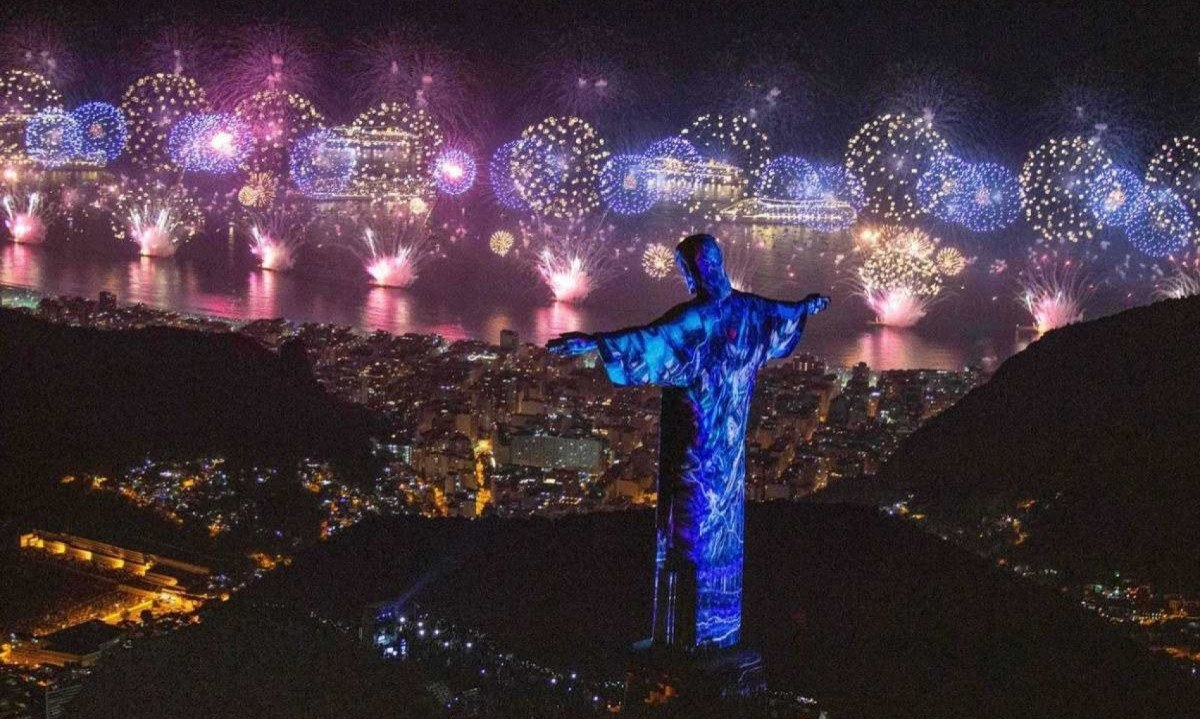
{"left": 595, "top": 291, "right": 809, "bottom": 649}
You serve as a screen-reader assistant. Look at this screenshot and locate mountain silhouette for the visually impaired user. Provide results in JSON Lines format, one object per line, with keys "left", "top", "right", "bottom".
{"left": 0, "top": 308, "right": 376, "bottom": 477}
{"left": 861, "top": 296, "right": 1200, "bottom": 585}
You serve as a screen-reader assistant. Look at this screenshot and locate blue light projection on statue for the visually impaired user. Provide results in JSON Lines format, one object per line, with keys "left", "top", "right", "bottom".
{"left": 548, "top": 234, "right": 828, "bottom": 651}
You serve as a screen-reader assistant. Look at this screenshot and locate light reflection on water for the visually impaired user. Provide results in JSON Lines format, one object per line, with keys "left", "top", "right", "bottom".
{"left": 1, "top": 241, "right": 1018, "bottom": 370}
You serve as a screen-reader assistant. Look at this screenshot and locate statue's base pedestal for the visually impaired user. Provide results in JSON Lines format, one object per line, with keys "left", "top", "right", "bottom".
{"left": 622, "top": 640, "right": 765, "bottom": 715}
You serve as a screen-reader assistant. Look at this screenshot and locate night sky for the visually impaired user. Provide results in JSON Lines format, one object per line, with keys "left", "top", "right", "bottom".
{"left": 8, "top": 0, "right": 1200, "bottom": 161}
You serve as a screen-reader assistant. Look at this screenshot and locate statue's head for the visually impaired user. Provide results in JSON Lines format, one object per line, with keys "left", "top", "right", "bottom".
{"left": 676, "top": 233, "right": 733, "bottom": 300}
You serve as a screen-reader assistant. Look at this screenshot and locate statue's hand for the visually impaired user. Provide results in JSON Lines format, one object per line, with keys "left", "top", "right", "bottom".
{"left": 547, "top": 332, "right": 598, "bottom": 357}
{"left": 804, "top": 293, "right": 831, "bottom": 315}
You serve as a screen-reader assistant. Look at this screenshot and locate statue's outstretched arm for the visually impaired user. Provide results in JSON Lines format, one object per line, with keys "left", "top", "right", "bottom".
{"left": 546, "top": 332, "right": 598, "bottom": 357}
{"left": 788, "top": 293, "right": 831, "bottom": 317}
{"left": 761, "top": 293, "right": 830, "bottom": 361}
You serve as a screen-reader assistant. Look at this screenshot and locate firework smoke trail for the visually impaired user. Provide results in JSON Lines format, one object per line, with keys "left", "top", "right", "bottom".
{"left": 357, "top": 201, "right": 436, "bottom": 288}
{"left": 146, "top": 25, "right": 214, "bottom": 78}
{"left": 2, "top": 20, "right": 76, "bottom": 88}
{"left": 1018, "top": 264, "right": 1091, "bottom": 335}
{"left": 350, "top": 29, "right": 477, "bottom": 134}
{"left": 215, "top": 24, "right": 320, "bottom": 108}
{"left": 871, "top": 60, "right": 993, "bottom": 153}
{"left": 2, "top": 192, "right": 46, "bottom": 244}
{"left": 721, "top": 234, "right": 763, "bottom": 292}
{"left": 1033, "top": 80, "right": 1151, "bottom": 167}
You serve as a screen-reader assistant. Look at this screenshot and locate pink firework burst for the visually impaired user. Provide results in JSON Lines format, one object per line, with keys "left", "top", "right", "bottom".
{"left": 1018, "top": 264, "right": 1092, "bottom": 335}
{"left": 357, "top": 200, "right": 437, "bottom": 288}
{"left": 2, "top": 191, "right": 47, "bottom": 244}
{"left": 862, "top": 288, "right": 932, "bottom": 329}
{"left": 524, "top": 217, "right": 621, "bottom": 304}
{"left": 247, "top": 209, "right": 311, "bottom": 272}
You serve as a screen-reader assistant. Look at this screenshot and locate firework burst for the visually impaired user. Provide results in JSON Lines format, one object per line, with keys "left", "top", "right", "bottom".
{"left": 1034, "top": 82, "right": 1149, "bottom": 167}
{"left": 1, "top": 21, "right": 77, "bottom": 88}
{"left": 1018, "top": 264, "right": 1091, "bottom": 335}
{"left": 24, "top": 109, "right": 83, "bottom": 168}
{"left": 855, "top": 229, "right": 946, "bottom": 327}
{"left": 1019, "top": 136, "right": 1111, "bottom": 245}
{"left": 680, "top": 113, "right": 770, "bottom": 178}
{"left": 510, "top": 116, "right": 608, "bottom": 220}
{"left": 350, "top": 28, "right": 477, "bottom": 133}
{"left": 351, "top": 102, "right": 444, "bottom": 199}
{"left": 0, "top": 69, "right": 63, "bottom": 164}
{"left": 641, "top": 242, "right": 675, "bottom": 279}
{"left": 168, "top": 113, "right": 252, "bottom": 174}
{"left": 1154, "top": 266, "right": 1200, "bottom": 300}
{"left": 934, "top": 246, "right": 968, "bottom": 277}
{"left": 146, "top": 25, "right": 215, "bottom": 78}
{"left": 247, "top": 208, "right": 311, "bottom": 271}
{"left": 1086, "top": 166, "right": 1144, "bottom": 229}
{"left": 120, "top": 73, "right": 210, "bottom": 172}
{"left": 234, "top": 89, "right": 324, "bottom": 175}
{"left": 696, "top": 54, "right": 814, "bottom": 150}
{"left": 489, "top": 229, "right": 516, "bottom": 257}
{"left": 432, "top": 146, "right": 477, "bottom": 196}
{"left": 71, "top": 102, "right": 128, "bottom": 164}
{"left": 598, "top": 153, "right": 655, "bottom": 215}
{"left": 872, "top": 62, "right": 992, "bottom": 152}
{"left": 1145, "top": 136, "right": 1200, "bottom": 229}
{"left": 845, "top": 113, "right": 949, "bottom": 222}
{"left": 524, "top": 217, "right": 620, "bottom": 303}
{"left": 2, "top": 191, "right": 47, "bottom": 244}
{"left": 121, "top": 183, "right": 202, "bottom": 257}
{"left": 1124, "top": 187, "right": 1192, "bottom": 258}
{"left": 357, "top": 200, "right": 437, "bottom": 287}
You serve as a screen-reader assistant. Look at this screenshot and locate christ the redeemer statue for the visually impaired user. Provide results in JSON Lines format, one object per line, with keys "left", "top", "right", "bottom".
{"left": 548, "top": 233, "right": 829, "bottom": 652}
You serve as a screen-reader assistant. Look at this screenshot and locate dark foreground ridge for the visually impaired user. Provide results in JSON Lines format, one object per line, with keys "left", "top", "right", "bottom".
{"left": 860, "top": 295, "right": 1200, "bottom": 585}
{"left": 74, "top": 503, "right": 1199, "bottom": 719}
{"left": 0, "top": 308, "right": 375, "bottom": 475}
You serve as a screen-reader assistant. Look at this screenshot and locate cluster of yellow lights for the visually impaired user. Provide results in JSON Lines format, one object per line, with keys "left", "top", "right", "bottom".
{"left": 234, "top": 89, "right": 324, "bottom": 175}
{"left": 117, "top": 181, "right": 203, "bottom": 245}
{"left": 511, "top": 116, "right": 608, "bottom": 220}
{"left": 350, "top": 101, "right": 444, "bottom": 198}
{"left": 677, "top": 113, "right": 767, "bottom": 219}
{"left": 1145, "top": 135, "right": 1200, "bottom": 221}
{"left": 0, "top": 69, "right": 62, "bottom": 119}
{"left": 857, "top": 225, "right": 948, "bottom": 297}
{"left": 0, "top": 70, "right": 63, "bottom": 164}
{"left": 237, "top": 172, "right": 278, "bottom": 208}
{"left": 1018, "top": 136, "right": 1111, "bottom": 244}
{"left": 845, "top": 113, "right": 948, "bottom": 222}
{"left": 641, "top": 242, "right": 675, "bottom": 279}
{"left": 680, "top": 113, "right": 769, "bottom": 175}
{"left": 120, "top": 73, "right": 210, "bottom": 172}
{"left": 488, "top": 229, "right": 515, "bottom": 256}
{"left": 935, "top": 246, "right": 967, "bottom": 276}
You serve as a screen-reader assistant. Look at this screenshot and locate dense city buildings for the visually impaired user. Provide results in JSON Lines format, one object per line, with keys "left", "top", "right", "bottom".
{"left": 16, "top": 292, "right": 983, "bottom": 522}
